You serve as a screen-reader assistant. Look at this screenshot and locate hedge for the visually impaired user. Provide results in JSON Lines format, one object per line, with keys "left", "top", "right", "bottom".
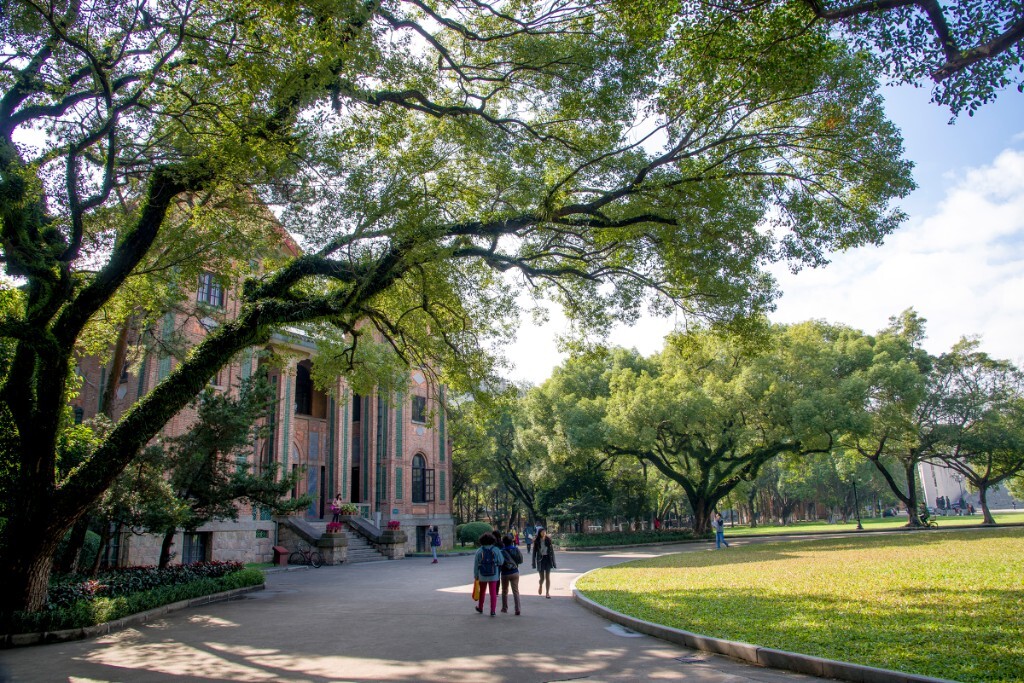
{"left": 556, "top": 529, "right": 702, "bottom": 548}
{"left": 457, "top": 521, "right": 494, "bottom": 545}
{"left": 4, "top": 567, "right": 264, "bottom": 635}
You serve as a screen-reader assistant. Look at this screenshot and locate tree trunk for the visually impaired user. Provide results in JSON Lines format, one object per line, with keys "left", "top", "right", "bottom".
{"left": 747, "top": 488, "right": 758, "bottom": 528}
{"left": 90, "top": 524, "right": 112, "bottom": 577}
{"left": 55, "top": 516, "right": 91, "bottom": 576}
{"left": 158, "top": 527, "right": 176, "bottom": 569}
{"left": 691, "top": 498, "right": 714, "bottom": 535}
{"left": 0, "top": 514, "right": 66, "bottom": 614}
{"left": 100, "top": 320, "right": 132, "bottom": 419}
{"left": 978, "top": 485, "right": 996, "bottom": 525}
{"left": 903, "top": 460, "right": 923, "bottom": 527}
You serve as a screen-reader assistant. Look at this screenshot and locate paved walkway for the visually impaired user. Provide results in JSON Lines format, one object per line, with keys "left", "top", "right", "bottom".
{"left": 0, "top": 539, "right": 825, "bottom": 683}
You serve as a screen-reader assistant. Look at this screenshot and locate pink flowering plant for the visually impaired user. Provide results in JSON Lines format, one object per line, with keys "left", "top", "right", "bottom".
{"left": 386, "top": 520, "right": 401, "bottom": 530}
{"left": 326, "top": 522, "right": 343, "bottom": 533}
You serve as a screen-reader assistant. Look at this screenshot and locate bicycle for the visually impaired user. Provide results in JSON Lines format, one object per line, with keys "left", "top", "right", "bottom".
{"left": 288, "top": 542, "right": 324, "bottom": 568}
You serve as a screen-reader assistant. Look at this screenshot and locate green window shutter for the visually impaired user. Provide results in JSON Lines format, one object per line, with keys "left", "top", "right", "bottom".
{"left": 136, "top": 355, "right": 148, "bottom": 397}
{"left": 240, "top": 348, "right": 253, "bottom": 381}
{"left": 395, "top": 391, "right": 403, "bottom": 459}
{"left": 438, "top": 386, "right": 446, "bottom": 462}
{"left": 395, "top": 467, "right": 403, "bottom": 500}
{"left": 439, "top": 470, "right": 446, "bottom": 502}
{"left": 98, "top": 367, "right": 106, "bottom": 412}
{"left": 158, "top": 312, "right": 175, "bottom": 380}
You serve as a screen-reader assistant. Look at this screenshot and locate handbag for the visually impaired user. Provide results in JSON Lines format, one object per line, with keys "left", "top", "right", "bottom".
{"left": 472, "top": 579, "right": 481, "bottom": 601}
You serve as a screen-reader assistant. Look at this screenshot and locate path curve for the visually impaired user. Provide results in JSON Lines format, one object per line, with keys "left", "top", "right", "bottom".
{"left": 0, "top": 537, "right": 829, "bottom": 683}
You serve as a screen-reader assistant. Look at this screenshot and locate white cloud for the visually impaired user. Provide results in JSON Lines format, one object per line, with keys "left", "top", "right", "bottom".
{"left": 770, "top": 148, "right": 1024, "bottom": 364}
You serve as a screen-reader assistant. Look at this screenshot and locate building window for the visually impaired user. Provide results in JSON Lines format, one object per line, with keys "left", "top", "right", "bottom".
{"left": 411, "top": 395, "right": 427, "bottom": 424}
{"left": 296, "top": 363, "right": 313, "bottom": 415}
{"left": 411, "top": 454, "right": 434, "bottom": 503}
{"left": 73, "top": 406, "right": 84, "bottom": 424}
{"left": 182, "top": 532, "right": 210, "bottom": 564}
{"left": 197, "top": 272, "right": 224, "bottom": 308}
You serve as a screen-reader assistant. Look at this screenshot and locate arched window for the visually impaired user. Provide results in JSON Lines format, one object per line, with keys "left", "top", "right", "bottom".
{"left": 411, "top": 454, "right": 434, "bottom": 504}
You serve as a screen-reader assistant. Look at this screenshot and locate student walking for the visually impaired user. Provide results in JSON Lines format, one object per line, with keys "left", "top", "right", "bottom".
{"left": 531, "top": 528, "right": 556, "bottom": 598}
{"left": 499, "top": 534, "right": 523, "bottom": 615}
{"left": 427, "top": 525, "right": 441, "bottom": 563}
{"left": 714, "top": 512, "right": 730, "bottom": 549}
{"left": 474, "top": 533, "right": 504, "bottom": 616}
{"left": 524, "top": 526, "right": 534, "bottom": 554}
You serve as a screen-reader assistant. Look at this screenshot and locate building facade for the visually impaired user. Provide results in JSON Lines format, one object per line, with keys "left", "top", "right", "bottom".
{"left": 73, "top": 268, "right": 454, "bottom": 566}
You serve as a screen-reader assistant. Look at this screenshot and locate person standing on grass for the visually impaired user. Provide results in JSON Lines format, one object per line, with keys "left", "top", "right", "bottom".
{"left": 474, "top": 533, "right": 504, "bottom": 616}
{"left": 499, "top": 534, "right": 523, "bottom": 615}
{"left": 531, "top": 528, "right": 556, "bottom": 598}
{"left": 714, "top": 512, "right": 729, "bottom": 549}
{"left": 428, "top": 525, "right": 441, "bottom": 563}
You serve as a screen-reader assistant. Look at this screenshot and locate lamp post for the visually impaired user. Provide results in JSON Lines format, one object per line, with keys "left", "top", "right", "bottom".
{"left": 852, "top": 481, "right": 863, "bottom": 530}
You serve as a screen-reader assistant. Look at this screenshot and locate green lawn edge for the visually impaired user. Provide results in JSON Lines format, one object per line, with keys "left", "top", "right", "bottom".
{"left": 576, "top": 528, "right": 1024, "bottom": 683}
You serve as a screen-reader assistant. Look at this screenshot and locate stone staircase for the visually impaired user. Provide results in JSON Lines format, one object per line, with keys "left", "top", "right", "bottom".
{"left": 302, "top": 519, "right": 389, "bottom": 564}
{"left": 342, "top": 528, "right": 389, "bottom": 563}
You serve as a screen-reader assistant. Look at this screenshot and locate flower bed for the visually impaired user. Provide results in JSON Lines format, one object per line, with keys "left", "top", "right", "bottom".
{"left": 46, "top": 561, "right": 245, "bottom": 608}
{"left": 2, "top": 562, "right": 260, "bottom": 635}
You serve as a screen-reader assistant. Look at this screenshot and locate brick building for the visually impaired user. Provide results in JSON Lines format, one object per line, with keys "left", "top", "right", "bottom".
{"left": 73, "top": 252, "right": 454, "bottom": 566}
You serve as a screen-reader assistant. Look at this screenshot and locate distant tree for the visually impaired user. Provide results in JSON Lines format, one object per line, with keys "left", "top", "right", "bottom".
{"left": 844, "top": 310, "right": 940, "bottom": 527}
{"left": 925, "top": 340, "right": 1024, "bottom": 525}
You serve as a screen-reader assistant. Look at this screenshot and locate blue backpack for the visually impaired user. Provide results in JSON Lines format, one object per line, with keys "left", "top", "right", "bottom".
{"left": 478, "top": 547, "right": 497, "bottom": 576}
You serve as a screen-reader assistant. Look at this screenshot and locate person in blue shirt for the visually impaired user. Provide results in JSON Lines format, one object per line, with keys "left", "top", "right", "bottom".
{"left": 473, "top": 534, "right": 504, "bottom": 616}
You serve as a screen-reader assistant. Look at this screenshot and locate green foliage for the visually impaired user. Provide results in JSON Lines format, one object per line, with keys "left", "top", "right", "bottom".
{"left": 557, "top": 529, "right": 701, "bottom": 548}
{"left": 3, "top": 566, "right": 263, "bottom": 634}
{"left": 457, "top": 522, "right": 493, "bottom": 546}
{"left": 1, "top": 0, "right": 919, "bottom": 613}
{"left": 159, "top": 373, "right": 308, "bottom": 535}
{"left": 578, "top": 529, "right": 1024, "bottom": 683}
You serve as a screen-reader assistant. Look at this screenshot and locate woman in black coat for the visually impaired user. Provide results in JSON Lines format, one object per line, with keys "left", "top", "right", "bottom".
{"left": 531, "top": 528, "right": 556, "bottom": 598}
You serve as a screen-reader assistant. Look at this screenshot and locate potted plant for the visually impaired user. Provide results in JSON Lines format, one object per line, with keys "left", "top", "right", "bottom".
{"left": 326, "top": 522, "right": 343, "bottom": 534}
{"left": 338, "top": 503, "right": 359, "bottom": 517}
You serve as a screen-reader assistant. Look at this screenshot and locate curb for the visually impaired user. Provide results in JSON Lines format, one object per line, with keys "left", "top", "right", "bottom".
{"left": 1, "top": 584, "right": 265, "bottom": 649}
{"left": 571, "top": 572, "right": 959, "bottom": 683}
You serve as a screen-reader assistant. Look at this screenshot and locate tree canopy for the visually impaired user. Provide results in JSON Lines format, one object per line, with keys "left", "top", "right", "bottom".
{"left": 2, "top": 0, "right": 914, "bottom": 612}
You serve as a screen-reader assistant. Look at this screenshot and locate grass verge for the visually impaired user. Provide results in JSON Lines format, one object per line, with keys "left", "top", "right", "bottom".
{"left": 576, "top": 528, "right": 1024, "bottom": 683}
{"left": 5, "top": 568, "right": 264, "bottom": 635}
{"left": 719, "top": 511, "right": 1024, "bottom": 538}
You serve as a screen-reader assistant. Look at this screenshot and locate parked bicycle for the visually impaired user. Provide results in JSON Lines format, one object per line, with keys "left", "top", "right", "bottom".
{"left": 289, "top": 542, "right": 324, "bottom": 568}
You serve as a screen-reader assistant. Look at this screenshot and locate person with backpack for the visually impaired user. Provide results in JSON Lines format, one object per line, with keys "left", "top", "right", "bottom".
{"left": 499, "top": 534, "right": 523, "bottom": 615}
{"left": 427, "top": 525, "right": 441, "bottom": 564}
{"left": 473, "top": 533, "right": 505, "bottom": 616}
{"left": 531, "top": 527, "right": 556, "bottom": 598}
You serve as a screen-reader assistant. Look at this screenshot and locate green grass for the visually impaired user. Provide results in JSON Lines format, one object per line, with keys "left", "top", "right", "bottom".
{"left": 720, "top": 510, "right": 1024, "bottom": 538}
{"left": 577, "top": 528, "right": 1024, "bottom": 683}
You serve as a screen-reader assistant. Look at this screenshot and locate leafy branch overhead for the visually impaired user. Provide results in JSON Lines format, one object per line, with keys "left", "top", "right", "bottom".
{"left": 1, "top": 0, "right": 994, "bottom": 614}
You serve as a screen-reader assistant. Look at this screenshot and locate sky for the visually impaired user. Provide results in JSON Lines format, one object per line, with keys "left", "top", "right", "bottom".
{"left": 504, "top": 84, "right": 1024, "bottom": 385}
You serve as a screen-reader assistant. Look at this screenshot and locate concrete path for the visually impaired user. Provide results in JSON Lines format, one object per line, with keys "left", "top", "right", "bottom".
{"left": 0, "top": 540, "right": 825, "bottom": 683}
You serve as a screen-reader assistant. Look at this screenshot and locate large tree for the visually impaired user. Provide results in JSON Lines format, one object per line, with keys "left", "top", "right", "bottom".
{"left": 843, "top": 309, "right": 939, "bottom": 527}
{"left": 622, "top": 0, "right": 1024, "bottom": 115}
{"left": 525, "top": 323, "right": 867, "bottom": 533}
{"left": 925, "top": 339, "right": 1024, "bottom": 525}
{"left": 1, "top": 1, "right": 912, "bottom": 613}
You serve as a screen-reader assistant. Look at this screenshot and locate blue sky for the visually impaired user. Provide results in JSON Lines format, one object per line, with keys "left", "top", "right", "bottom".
{"left": 506, "top": 84, "right": 1024, "bottom": 385}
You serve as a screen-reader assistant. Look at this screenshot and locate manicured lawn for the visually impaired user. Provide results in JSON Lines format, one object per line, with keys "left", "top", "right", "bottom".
{"left": 577, "top": 528, "right": 1024, "bottom": 683}
{"left": 720, "top": 510, "right": 1024, "bottom": 538}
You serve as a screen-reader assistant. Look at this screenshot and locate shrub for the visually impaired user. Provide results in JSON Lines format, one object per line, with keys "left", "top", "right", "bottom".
{"left": 556, "top": 529, "right": 699, "bottom": 548}
{"left": 3, "top": 567, "right": 264, "bottom": 634}
{"left": 458, "top": 521, "right": 493, "bottom": 546}
{"left": 47, "top": 561, "right": 245, "bottom": 608}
